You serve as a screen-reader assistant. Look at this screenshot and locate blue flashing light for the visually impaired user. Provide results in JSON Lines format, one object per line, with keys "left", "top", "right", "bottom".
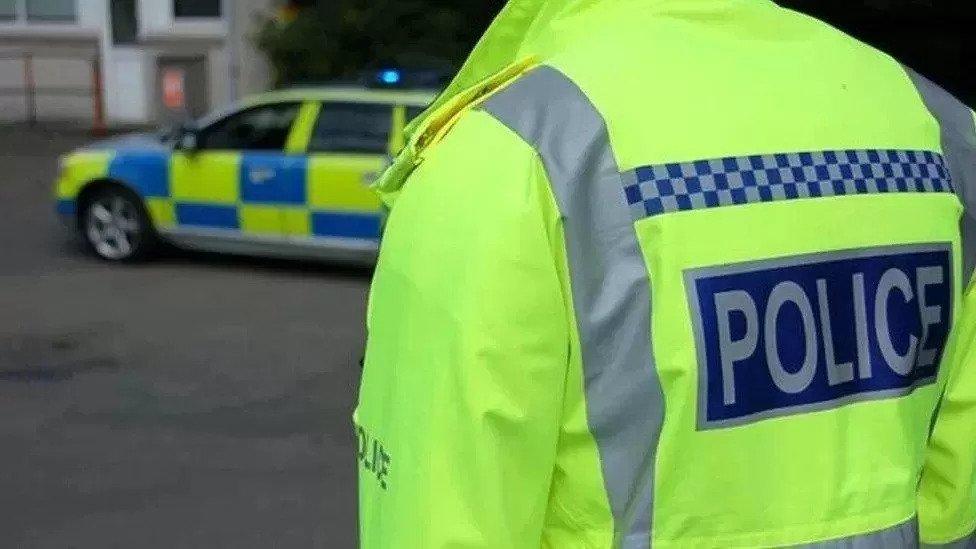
{"left": 379, "top": 69, "right": 402, "bottom": 85}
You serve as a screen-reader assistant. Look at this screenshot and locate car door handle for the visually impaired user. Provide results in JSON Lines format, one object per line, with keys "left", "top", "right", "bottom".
{"left": 249, "top": 167, "right": 276, "bottom": 184}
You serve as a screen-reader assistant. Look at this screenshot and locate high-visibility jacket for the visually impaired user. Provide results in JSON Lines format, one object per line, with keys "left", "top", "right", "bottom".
{"left": 355, "top": 1, "right": 976, "bottom": 547}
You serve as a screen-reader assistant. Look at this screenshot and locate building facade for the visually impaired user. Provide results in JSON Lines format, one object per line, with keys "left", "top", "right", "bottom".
{"left": 0, "top": 0, "right": 276, "bottom": 127}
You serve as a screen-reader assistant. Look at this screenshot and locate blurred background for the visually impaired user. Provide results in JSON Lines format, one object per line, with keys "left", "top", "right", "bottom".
{"left": 0, "top": 1, "right": 973, "bottom": 548}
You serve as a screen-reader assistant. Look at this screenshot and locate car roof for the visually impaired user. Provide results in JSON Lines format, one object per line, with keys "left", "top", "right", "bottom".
{"left": 192, "top": 86, "right": 440, "bottom": 130}
{"left": 247, "top": 87, "right": 439, "bottom": 108}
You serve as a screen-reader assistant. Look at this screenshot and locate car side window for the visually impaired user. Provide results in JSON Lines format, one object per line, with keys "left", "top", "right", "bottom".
{"left": 196, "top": 102, "right": 301, "bottom": 151}
{"left": 308, "top": 102, "right": 393, "bottom": 154}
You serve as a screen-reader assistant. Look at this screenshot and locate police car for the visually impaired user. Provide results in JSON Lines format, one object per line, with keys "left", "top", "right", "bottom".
{"left": 55, "top": 76, "right": 436, "bottom": 263}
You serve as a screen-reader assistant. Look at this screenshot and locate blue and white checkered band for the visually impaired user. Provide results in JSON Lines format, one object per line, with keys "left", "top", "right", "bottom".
{"left": 623, "top": 150, "right": 952, "bottom": 219}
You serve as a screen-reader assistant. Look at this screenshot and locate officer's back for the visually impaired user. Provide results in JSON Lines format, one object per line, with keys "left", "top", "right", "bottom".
{"left": 356, "top": 1, "right": 976, "bottom": 547}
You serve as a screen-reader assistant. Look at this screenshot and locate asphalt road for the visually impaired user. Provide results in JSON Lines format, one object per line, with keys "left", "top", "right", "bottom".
{"left": 0, "top": 126, "right": 367, "bottom": 548}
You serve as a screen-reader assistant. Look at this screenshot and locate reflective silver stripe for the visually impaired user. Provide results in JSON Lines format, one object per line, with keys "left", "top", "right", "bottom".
{"left": 905, "top": 68, "right": 976, "bottom": 280}
{"left": 798, "top": 517, "right": 920, "bottom": 548}
{"left": 482, "top": 66, "right": 664, "bottom": 548}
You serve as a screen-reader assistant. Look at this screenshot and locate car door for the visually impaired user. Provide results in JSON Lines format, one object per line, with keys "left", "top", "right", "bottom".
{"left": 303, "top": 101, "right": 393, "bottom": 245}
{"left": 170, "top": 101, "right": 303, "bottom": 240}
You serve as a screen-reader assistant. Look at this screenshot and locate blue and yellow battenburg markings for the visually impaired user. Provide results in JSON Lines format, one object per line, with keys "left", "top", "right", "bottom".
{"left": 624, "top": 149, "right": 951, "bottom": 219}
{"left": 88, "top": 150, "right": 382, "bottom": 240}
{"left": 109, "top": 151, "right": 169, "bottom": 198}
{"left": 686, "top": 244, "right": 952, "bottom": 429}
{"left": 56, "top": 199, "right": 76, "bottom": 215}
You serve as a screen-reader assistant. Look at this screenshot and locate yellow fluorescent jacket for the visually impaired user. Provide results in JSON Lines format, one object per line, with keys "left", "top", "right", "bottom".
{"left": 356, "top": 1, "right": 976, "bottom": 547}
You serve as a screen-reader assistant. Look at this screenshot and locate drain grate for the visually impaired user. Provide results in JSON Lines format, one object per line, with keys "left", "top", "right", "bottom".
{"left": 0, "top": 329, "right": 121, "bottom": 381}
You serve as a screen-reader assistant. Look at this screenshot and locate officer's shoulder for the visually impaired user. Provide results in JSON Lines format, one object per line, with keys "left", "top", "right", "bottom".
{"left": 373, "top": 59, "right": 542, "bottom": 205}
{"left": 411, "top": 57, "right": 540, "bottom": 162}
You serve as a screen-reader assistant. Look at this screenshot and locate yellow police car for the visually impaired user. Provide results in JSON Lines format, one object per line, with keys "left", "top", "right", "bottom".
{"left": 55, "top": 83, "right": 436, "bottom": 262}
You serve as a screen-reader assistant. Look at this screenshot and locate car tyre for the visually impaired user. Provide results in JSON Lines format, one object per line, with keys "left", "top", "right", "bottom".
{"left": 80, "top": 186, "right": 157, "bottom": 262}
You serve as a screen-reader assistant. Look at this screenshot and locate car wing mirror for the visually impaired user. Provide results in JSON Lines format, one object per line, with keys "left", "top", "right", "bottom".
{"left": 179, "top": 130, "right": 198, "bottom": 152}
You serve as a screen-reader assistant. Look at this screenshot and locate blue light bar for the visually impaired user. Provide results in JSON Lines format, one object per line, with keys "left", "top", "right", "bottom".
{"left": 379, "top": 69, "right": 402, "bottom": 85}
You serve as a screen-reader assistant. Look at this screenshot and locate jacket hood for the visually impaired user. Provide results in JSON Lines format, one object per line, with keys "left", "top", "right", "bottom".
{"left": 412, "top": 0, "right": 764, "bottom": 137}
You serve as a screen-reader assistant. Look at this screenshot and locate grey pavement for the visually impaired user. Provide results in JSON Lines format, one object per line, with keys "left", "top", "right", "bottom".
{"left": 0, "top": 125, "right": 365, "bottom": 548}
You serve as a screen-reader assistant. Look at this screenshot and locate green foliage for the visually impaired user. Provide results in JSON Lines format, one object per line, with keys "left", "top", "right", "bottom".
{"left": 254, "top": 1, "right": 505, "bottom": 87}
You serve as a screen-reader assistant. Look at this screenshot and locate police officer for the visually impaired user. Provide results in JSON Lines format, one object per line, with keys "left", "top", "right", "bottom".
{"left": 355, "top": 1, "right": 976, "bottom": 547}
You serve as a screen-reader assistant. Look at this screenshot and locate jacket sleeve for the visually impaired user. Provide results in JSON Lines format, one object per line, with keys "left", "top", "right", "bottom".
{"left": 919, "top": 277, "right": 976, "bottom": 546}
{"left": 355, "top": 109, "right": 569, "bottom": 548}
{"left": 913, "top": 76, "right": 976, "bottom": 544}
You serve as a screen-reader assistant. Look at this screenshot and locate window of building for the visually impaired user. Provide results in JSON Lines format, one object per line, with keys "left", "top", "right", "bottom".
{"left": 26, "top": 0, "right": 76, "bottom": 22}
{"left": 110, "top": 0, "right": 137, "bottom": 44}
{"left": 308, "top": 103, "right": 393, "bottom": 154}
{"left": 174, "top": 0, "right": 220, "bottom": 18}
{"left": 197, "top": 102, "right": 301, "bottom": 151}
{"left": 0, "top": 0, "right": 16, "bottom": 21}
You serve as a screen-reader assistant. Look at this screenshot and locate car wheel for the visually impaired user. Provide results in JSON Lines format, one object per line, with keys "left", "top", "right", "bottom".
{"left": 81, "top": 187, "right": 156, "bottom": 262}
